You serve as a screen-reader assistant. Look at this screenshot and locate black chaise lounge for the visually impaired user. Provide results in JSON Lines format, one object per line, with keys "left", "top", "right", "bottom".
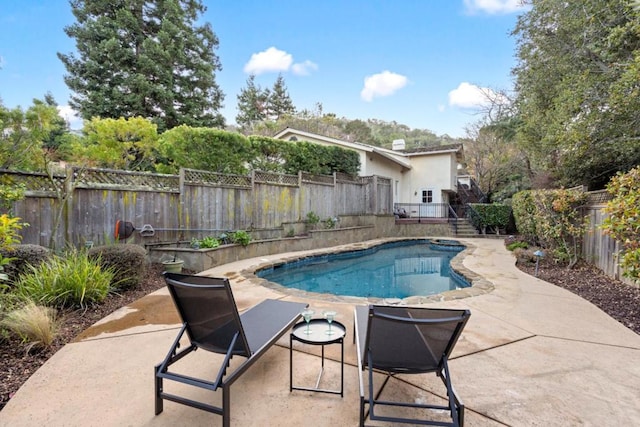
{"left": 155, "top": 272, "right": 307, "bottom": 427}
{"left": 354, "top": 305, "right": 471, "bottom": 427}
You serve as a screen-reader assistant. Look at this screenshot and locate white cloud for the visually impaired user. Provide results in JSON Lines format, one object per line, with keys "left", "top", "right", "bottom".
{"left": 57, "top": 105, "right": 83, "bottom": 129}
{"left": 448, "top": 82, "right": 497, "bottom": 109}
{"left": 360, "top": 71, "right": 408, "bottom": 102}
{"left": 463, "top": 0, "right": 526, "bottom": 15}
{"left": 243, "top": 47, "right": 317, "bottom": 77}
{"left": 291, "top": 60, "right": 318, "bottom": 76}
{"left": 243, "top": 47, "right": 293, "bottom": 75}
{"left": 0, "top": 55, "right": 5, "bottom": 69}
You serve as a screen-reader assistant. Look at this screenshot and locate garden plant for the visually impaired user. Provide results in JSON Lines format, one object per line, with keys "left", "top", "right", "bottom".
{"left": 601, "top": 166, "right": 640, "bottom": 283}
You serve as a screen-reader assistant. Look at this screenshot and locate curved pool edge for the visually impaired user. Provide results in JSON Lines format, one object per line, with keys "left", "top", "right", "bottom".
{"left": 236, "top": 237, "right": 495, "bottom": 305}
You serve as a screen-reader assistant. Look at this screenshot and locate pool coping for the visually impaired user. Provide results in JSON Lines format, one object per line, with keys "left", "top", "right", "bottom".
{"left": 237, "top": 237, "right": 495, "bottom": 305}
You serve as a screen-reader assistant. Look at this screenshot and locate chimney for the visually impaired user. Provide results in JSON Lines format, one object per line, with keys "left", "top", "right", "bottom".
{"left": 392, "top": 139, "right": 406, "bottom": 151}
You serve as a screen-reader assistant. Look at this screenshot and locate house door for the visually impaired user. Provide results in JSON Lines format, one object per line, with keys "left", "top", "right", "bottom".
{"left": 419, "top": 189, "right": 436, "bottom": 217}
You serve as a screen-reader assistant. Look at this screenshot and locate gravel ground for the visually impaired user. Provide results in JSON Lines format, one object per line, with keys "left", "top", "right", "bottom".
{"left": 1, "top": 257, "right": 639, "bottom": 410}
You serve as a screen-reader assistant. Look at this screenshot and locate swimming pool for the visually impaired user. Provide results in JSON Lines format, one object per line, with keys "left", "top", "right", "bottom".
{"left": 257, "top": 239, "right": 470, "bottom": 299}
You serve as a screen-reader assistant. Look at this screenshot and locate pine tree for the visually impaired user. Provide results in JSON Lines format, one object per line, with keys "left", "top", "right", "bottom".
{"left": 58, "top": 0, "right": 225, "bottom": 132}
{"left": 268, "top": 74, "right": 295, "bottom": 120}
{"left": 41, "top": 93, "right": 70, "bottom": 151}
{"left": 236, "top": 75, "right": 270, "bottom": 130}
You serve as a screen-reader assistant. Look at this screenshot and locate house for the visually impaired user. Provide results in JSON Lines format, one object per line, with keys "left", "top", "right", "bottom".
{"left": 273, "top": 128, "right": 465, "bottom": 218}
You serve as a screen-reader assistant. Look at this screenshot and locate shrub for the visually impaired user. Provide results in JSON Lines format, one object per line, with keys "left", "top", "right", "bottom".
{"left": 1, "top": 301, "right": 60, "bottom": 352}
{"left": 512, "top": 191, "right": 538, "bottom": 243}
{"left": 507, "top": 241, "right": 529, "bottom": 251}
{"left": 0, "top": 244, "right": 51, "bottom": 283}
{"left": 0, "top": 254, "right": 11, "bottom": 283}
{"left": 16, "top": 250, "right": 113, "bottom": 308}
{"left": 0, "top": 280, "right": 21, "bottom": 343}
{"left": 191, "top": 236, "right": 220, "bottom": 249}
{"left": 601, "top": 166, "right": 640, "bottom": 283}
{"left": 305, "top": 211, "right": 320, "bottom": 228}
{"left": 511, "top": 189, "right": 588, "bottom": 266}
{"left": 229, "top": 230, "right": 251, "bottom": 246}
{"left": 323, "top": 217, "right": 338, "bottom": 229}
{"left": 0, "top": 183, "right": 26, "bottom": 213}
{"left": 88, "top": 244, "right": 147, "bottom": 289}
{"left": 0, "top": 214, "right": 27, "bottom": 250}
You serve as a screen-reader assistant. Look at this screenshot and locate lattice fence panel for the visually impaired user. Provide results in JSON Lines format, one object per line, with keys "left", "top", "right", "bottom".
{"left": 73, "top": 167, "right": 178, "bottom": 191}
{"left": 336, "top": 172, "right": 365, "bottom": 184}
{"left": 254, "top": 171, "right": 299, "bottom": 186}
{"left": 301, "top": 172, "right": 334, "bottom": 185}
{"left": 0, "top": 170, "right": 64, "bottom": 194}
{"left": 586, "top": 189, "right": 612, "bottom": 205}
{"left": 184, "top": 168, "right": 251, "bottom": 188}
{"left": 377, "top": 176, "right": 392, "bottom": 186}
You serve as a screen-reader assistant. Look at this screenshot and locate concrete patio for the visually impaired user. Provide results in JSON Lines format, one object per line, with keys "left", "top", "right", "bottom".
{"left": 1, "top": 238, "right": 639, "bottom": 426}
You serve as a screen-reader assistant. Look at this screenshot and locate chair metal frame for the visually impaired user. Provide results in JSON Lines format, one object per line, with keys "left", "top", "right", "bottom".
{"left": 354, "top": 304, "right": 471, "bottom": 427}
{"left": 155, "top": 272, "right": 306, "bottom": 427}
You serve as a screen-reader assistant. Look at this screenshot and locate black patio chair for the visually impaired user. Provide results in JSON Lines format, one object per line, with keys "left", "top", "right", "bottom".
{"left": 354, "top": 305, "right": 471, "bottom": 427}
{"left": 155, "top": 272, "right": 307, "bottom": 427}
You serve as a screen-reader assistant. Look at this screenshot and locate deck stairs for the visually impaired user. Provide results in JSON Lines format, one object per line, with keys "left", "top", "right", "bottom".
{"left": 451, "top": 218, "right": 478, "bottom": 238}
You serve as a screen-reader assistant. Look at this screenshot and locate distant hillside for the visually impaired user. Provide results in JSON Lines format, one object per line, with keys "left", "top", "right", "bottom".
{"left": 230, "top": 113, "right": 461, "bottom": 150}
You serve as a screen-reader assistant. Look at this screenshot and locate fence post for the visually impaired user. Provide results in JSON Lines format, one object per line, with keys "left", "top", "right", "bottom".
{"left": 178, "top": 168, "right": 185, "bottom": 239}
{"left": 333, "top": 172, "right": 338, "bottom": 217}
{"left": 64, "top": 166, "right": 74, "bottom": 247}
{"left": 251, "top": 169, "right": 257, "bottom": 229}
{"left": 372, "top": 175, "right": 378, "bottom": 214}
{"left": 298, "top": 171, "right": 303, "bottom": 221}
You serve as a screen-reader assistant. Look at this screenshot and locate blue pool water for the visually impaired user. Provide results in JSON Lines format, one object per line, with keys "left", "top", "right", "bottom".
{"left": 257, "top": 239, "right": 470, "bottom": 299}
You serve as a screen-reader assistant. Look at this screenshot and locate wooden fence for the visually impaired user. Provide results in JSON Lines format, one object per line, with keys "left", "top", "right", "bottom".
{"left": 1, "top": 167, "right": 393, "bottom": 249}
{"left": 581, "top": 189, "right": 636, "bottom": 286}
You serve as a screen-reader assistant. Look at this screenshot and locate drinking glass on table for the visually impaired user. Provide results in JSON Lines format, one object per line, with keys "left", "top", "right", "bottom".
{"left": 323, "top": 310, "right": 337, "bottom": 335}
{"left": 301, "top": 309, "right": 315, "bottom": 334}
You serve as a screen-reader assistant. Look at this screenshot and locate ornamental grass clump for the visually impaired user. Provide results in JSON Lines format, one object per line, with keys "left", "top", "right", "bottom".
{"left": 2, "top": 301, "right": 60, "bottom": 352}
{"left": 16, "top": 250, "right": 114, "bottom": 308}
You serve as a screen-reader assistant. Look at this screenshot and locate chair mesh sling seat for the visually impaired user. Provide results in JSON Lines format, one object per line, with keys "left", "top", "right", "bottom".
{"left": 354, "top": 305, "right": 471, "bottom": 427}
{"left": 155, "top": 272, "right": 307, "bottom": 427}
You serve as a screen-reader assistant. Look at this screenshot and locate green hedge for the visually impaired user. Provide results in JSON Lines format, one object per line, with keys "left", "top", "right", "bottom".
{"left": 157, "top": 128, "right": 361, "bottom": 176}
{"left": 157, "top": 126, "right": 252, "bottom": 174}
{"left": 468, "top": 203, "right": 511, "bottom": 234}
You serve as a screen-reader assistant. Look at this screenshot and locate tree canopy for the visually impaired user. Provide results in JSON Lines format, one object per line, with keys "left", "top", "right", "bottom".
{"left": 236, "top": 74, "right": 295, "bottom": 131}
{"left": 235, "top": 75, "right": 270, "bottom": 131}
{"left": 58, "top": 0, "right": 225, "bottom": 132}
{"left": 68, "top": 117, "right": 160, "bottom": 170}
{"left": 512, "top": 0, "right": 640, "bottom": 189}
{"left": 268, "top": 74, "right": 296, "bottom": 121}
{"left": 0, "top": 97, "right": 62, "bottom": 171}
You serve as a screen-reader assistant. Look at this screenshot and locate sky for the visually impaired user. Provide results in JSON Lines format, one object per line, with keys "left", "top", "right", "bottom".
{"left": 0, "top": 0, "right": 528, "bottom": 138}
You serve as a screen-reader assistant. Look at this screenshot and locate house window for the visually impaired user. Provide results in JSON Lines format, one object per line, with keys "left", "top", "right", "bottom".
{"left": 422, "top": 190, "right": 433, "bottom": 203}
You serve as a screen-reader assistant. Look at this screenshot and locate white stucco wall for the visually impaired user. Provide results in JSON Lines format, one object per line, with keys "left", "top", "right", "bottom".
{"left": 403, "top": 152, "right": 457, "bottom": 204}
